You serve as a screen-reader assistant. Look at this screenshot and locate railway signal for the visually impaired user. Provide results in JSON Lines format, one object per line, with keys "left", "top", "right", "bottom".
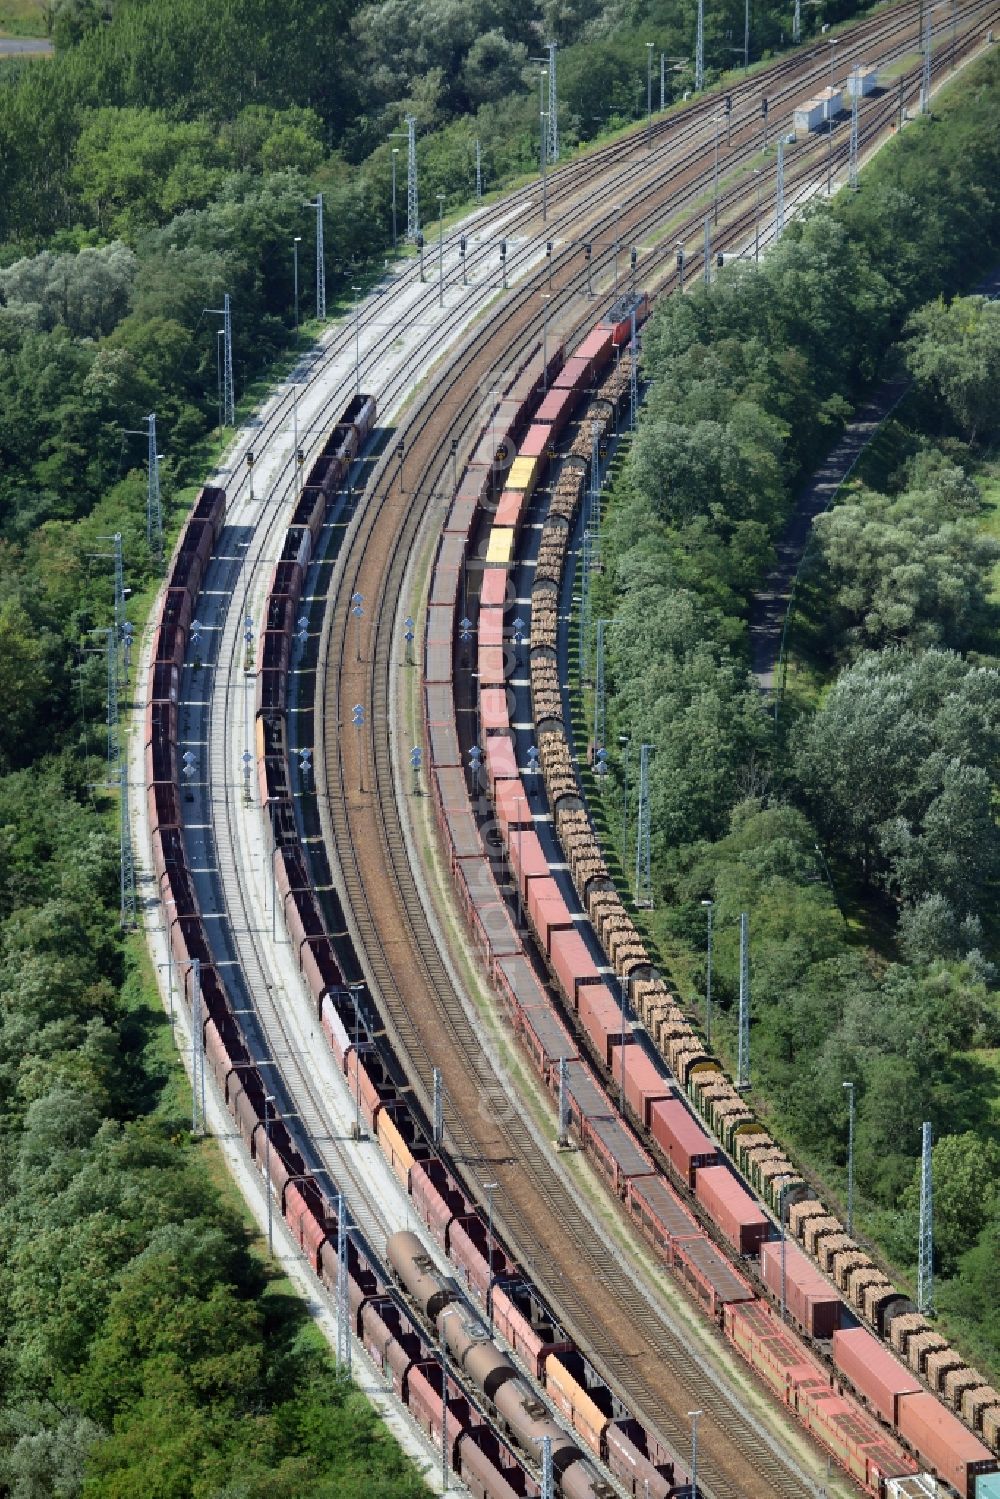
{"left": 511, "top": 616, "right": 525, "bottom": 648}
{"left": 416, "top": 230, "right": 425, "bottom": 282}
{"left": 584, "top": 241, "right": 593, "bottom": 297}
{"left": 526, "top": 744, "right": 540, "bottom": 777}
{"left": 468, "top": 743, "right": 482, "bottom": 793}
{"left": 761, "top": 94, "right": 769, "bottom": 148}
{"left": 410, "top": 744, "right": 422, "bottom": 795}
{"left": 182, "top": 750, "right": 196, "bottom": 781}
{"left": 724, "top": 92, "right": 733, "bottom": 145}
{"left": 403, "top": 616, "right": 415, "bottom": 665}
{"left": 500, "top": 238, "right": 507, "bottom": 290}
{"left": 297, "top": 745, "right": 312, "bottom": 791}
{"left": 245, "top": 446, "right": 255, "bottom": 502}
{"left": 460, "top": 235, "right": 467, "bottom": 285}
{"left": 297, "top": 614, "right": 308, "bottom": 645}
{"left": 351, "top": 591, "right": 364, "bottom": 662}
{"left": 191, "top": 618, "right": 202, "bottom": 646}
{"left": 459, "top": 615, "right": 473, "bottom": 643}
{"left": 351, "top": 703, "right": 365, "bottom": 793}
{"left": 242, "top": 749, "right": 253, "bottom": 803}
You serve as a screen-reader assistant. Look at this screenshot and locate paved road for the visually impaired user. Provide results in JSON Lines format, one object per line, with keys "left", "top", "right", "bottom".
{"left": 749, "top": 376, "right": 910, "bottom": 692}
{"left": 0, "top": 36, "right": 52, "bottom": 53}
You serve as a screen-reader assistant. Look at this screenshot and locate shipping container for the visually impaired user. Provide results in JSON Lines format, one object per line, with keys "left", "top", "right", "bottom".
{"left": 896, "top": 1390, "right": 999, "bottom": 1497}
{"left": 480, "top": 569, "right": 510, "bottom": 608}
{"left": 649, "top": 1097, "right": 717, "bottom": 1186}
{"left": 578, "top": 982, "right": 632, "bottom": 1066}
{"left": 480, "top": 685, "right": 511, "bottom": 734}
{"left": 695, "top": 1165, "right": 769, "bottom": 1254}
{"left": 833, "top": 1326, "right": 922, "bottom": 1427}
{"left": 609, "top": 1044, "right": 671, "bottom": 1128}
{"left": 509, "top": 828, "right": 550, "bottom": 898}
{"left": 761, "top": 1238, "right": 841, "bottom": 1338}
{"left": 549, "top": 927, "right": 603, "bottom": 1006}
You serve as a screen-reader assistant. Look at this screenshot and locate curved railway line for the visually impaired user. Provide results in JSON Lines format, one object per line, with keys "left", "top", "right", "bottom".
{"left": 314, "top": 13, "right": 995, "bottom": 1499}
{"left": 136, "top": 7, "right": 997, "bottom": 1495}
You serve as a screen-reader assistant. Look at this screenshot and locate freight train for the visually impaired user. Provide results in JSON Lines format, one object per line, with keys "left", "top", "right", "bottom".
{"left": 420, "top": 297, "right": 1000, "bottom": 1499}
{"left": 239, "top": 383, "right": 697, "bottom": 1498}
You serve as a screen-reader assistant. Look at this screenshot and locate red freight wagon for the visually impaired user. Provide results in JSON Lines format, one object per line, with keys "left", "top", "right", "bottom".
{"left": 625, "top": 1175, "right": 702, "bottom": 1259}
{"left": 833, "top": 1327, "right": 921, "bottom": 1426}
{"left": 584, "top": 1113, "right": 655, "bottom": 1196}
{"left": 495, "top": 490, "right": 527, "bottom": 530}
{"left": 649, "top": 1097, "right": 717, "bottom": 1186}
{"left": 527, "top": 877, "right": 575, "bottom": 954}
{"left": 481, "top": 686, "right": 511, "bottom": 734}
{"left": 429, "top": 719, "right": 461, "bottom": 769}
{"left": 479, "top": 608, "right": 505, "bottom": 647}
{"left": 553, "top": 355, "right": 594, "bottom": 391}
{"left": 509, "top": 828, "right": 549, "bottom": 898}
{"left": 676, "top": 1235, "right": 755, "bottom": 1317}
{"left": 533, "top": 385, "right": 577, "bottom": 439}
{"left": 520, "top": 424, "right": 553, "bottom": 459}
{"left": 574, "top": 325, "right": 615, "bottom": 365}
{"left": 475, "top": 899, "right": 522, "bottom": 961}
{"left": 435, "top": 765, "right": 471, "bottom": 812}
{"left": 409, "top": 1159, "right": 470, "bottom": 1245}
{"left": 431, "top": 562, "right": 460, "bottom": 609}
{"left": 490, "top": 1280, "right": 573, "bottom": 1381}
{"left": 495, "top": 952, "right": 545, "bottom": 1025}
{"left": 610, "top": 1044, "right": 671, "bottom": 1128}
{"left": 479, "top": 569, "right": 510, "bottom": 609}
{"left": 606, "top": 1420, "right": 676, "bottom": 1499}
{"left": 761, "top": 1238, "right": 841, "bottom": 1339}
{"left": 578, "top": 982, "right": 632, "bottom": 1066}
{"left": 458, "top": 1427, "right": 542, "bottom": 1499}
{"left": 549, "top": 927, "right": 602, "bottom": 1007}
{"left": 445, "top": 495, "right": 478, "bottom": 538}
{"left": 478, "top": 645, "right": 507, "bottom": 688}
{"left": 486, "top": 735, "right": 519, "bottom": 791}
{"left": 494, "top": 778, "right": 534, "bottom": 839}
{"left": 448, "top": 1212, "right": 514, "bottom": 1300}
{"left": 444, "top": 805, "right": 483, "bottom": 862}
{"left": 896, "top": 1389, "right": 998, "bottom": 1496}
{"left": 519, "top": 1003, "right": 578, "bottom": 1077}
{"left": 695, "top": 1165, "right": 769, "bottom": 1255}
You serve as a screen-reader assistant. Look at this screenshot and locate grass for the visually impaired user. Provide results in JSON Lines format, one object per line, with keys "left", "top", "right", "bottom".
{"left": 0, "top": 0, "right": 48, "bottom": 38}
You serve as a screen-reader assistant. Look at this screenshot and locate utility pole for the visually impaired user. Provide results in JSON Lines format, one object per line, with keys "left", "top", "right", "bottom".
{"left": 630, "top": 309, "right": 639, "bottom": 430}
{"left": 646, "top": 42, "right": 654, "bottom": 147}
{"left": 309, "top": 194, "right": 326, "bottom": 318}
{"left": 634, "top": 743, "right": 653, "bottom": 908}
{"left": 541, "top": 1435, "right": 553, "bottom": 1499}
{"left": 144, "top": 414, "right": 162, "bottom": 566}
{"left": 437, "top": 191, "right": 446, "bottom": 306}
{"left": 338, "top": 1192, "right": 352, "bottom": 1374}
{"left": 595, "top": 619, "right": 607, "bottom": 764}
{"left": 578, "top": 530, "right": 592, "bottom": 683}
{"left": 793, "top": 0, "right": 801, "bottom": 43}
{"left": 475, "top": 138, "right": 482, "bottom": 202}
{"left": 118, "top": 759, "right": 135, "bottom": 929}
{"left": 702, "top": 899, "right": 713, "bottom": 1044}
{"left": 918, "top": 1121, "right": 934, "bottom": 1315}
{"left": 557, "top": 1057, "right": 570, "bottom": 1146}
{"left": 589, "top": 421, "right": 601, "bottom": 532}
{"left": 433, "top": 1066, "right": 444, "bottom": 1145}
{"left": 848, "top": 87, "right": 859, "bottom": 189}
{"left": 703, "top": 218, "right": 711, "bottom": 285}
{"left": 843, "top": 1081, "right": 855, "bottom": 1235}
{"left": 406, "top": 115, "right": 419, "bottom": 240}
{"left": 547, "top": 41, "right": 558, "bottom": 161}
{"left": 713, "top": 113, "right": 720, "bottom": 223}
{"left": 737, "top": 911, "right": 750, "bottom": 1088}
{"left": 391, "top": 150, "right": 399, "bottom": 248}
{"left": 540, "top": 111, "right": 548, "bottom": 221}
{"left": 776, "top": 137, "right": 785, "bottom": 238}
{"left": 660, "top": 50, "right": 665, "bottom": 110}
{"left": 689, "top": 1411, "right": 702, "bottom": 1499}
{"left": 206, "top": 294, "right": 235, "bottom": 426}
{"left": 695, "top": 0, "right": 705, "bottom": 91}
{"left": 744, "top": 0, "right": 750, "bottom": 70}
{"left": 104, "top": 628, "right": 118, "bottom": 780}
{"left": 190, "top": 957, "right": 204, "bottom": 1134}
{"left": 920, "top": 6, "right": 932, "bottom": 114}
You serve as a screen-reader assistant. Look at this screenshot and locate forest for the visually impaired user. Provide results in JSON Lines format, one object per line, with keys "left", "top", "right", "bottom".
{"left": 0, "top": 0, "right": 995, "bottom": 1489}
{"left": 594, "top": 50, "right": 1000, "bottom": 1379}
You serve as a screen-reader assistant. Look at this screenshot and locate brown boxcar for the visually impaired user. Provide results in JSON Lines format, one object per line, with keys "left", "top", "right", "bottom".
{"left": 833, "top": 1327, "right": 921, "bottom": 1426}
{"left": 606, "top": 1419, "right": 676, "bottom": 1499}
{"left": 695, "top": 1165, "right": 769, "bottom": 1255}
{"left": 649, "top": 1097, "right": 717, "bottom": 1187}
{"left": 549, "top": 927, "right": 602, "bottom": 1008}
{"left": 761, "top": 1238, "right": 841, "bottom": 1339}
{"left": 896, "top": 1390, "right": 998, "bottom": 1497}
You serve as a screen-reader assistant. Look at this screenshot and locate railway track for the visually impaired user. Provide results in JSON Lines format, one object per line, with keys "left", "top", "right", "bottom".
{"left": 131, "top": 7, "right": 996, "bottom": 1494}
{"left": 315, "top": 11, "right": 995, "bottom": 1498}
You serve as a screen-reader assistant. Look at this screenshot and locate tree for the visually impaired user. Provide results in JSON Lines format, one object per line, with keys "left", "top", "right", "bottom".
{"left": 905, "top": 296, "right": 1000, "bottom": 444}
